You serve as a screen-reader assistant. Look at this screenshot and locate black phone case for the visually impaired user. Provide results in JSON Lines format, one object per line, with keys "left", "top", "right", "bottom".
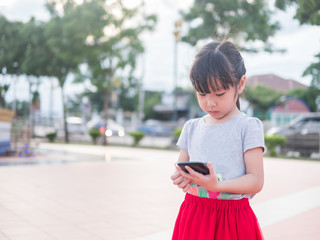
{"left": 177, "top": 162, "right": 210, "bottom": 175}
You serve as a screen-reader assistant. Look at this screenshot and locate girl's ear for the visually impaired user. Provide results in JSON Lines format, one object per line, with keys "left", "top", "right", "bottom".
{"left": 237, "top": 75, "right": 246, "bottom": 94}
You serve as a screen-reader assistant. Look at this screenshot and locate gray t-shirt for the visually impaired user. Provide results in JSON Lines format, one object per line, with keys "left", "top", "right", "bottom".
{"left": 177, "top": 112, "right": 265, "bottom": 200}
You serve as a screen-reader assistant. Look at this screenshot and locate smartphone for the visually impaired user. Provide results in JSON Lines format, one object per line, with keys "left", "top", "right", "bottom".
{"left": 177, "top": 162, "right": 210, "bottom": 175}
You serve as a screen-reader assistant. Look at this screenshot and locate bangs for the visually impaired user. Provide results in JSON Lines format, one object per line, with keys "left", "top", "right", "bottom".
{"left": 190, "top": 48, "right": 236, "bottom": 93}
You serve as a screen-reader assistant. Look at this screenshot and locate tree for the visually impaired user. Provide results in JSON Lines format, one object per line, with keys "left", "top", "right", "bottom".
{"left": 0, "top": 16, "right": 25, "bottom": 108}
{"left": 78, "top": 0, "right": 157, "bottom": 145}
{"left": 276, "top": 0, "right": 320, "bottom": 101}
{"left": 303, "top": 53, "right": 320, "bottom": 91}
{"left": 286, "top": 87, "right": 320, "bottom": 112}
{"left": 275, "top": 0, "right": 320, "bottom": 26}
{"left": 143, "top": 91, "right": 162, "bottom": 120}
{"left": 7, "top": 100, "right": 29, "bottom": 118}
{"left": 44, "top": 0, "right": 109, "bottom": 143}
{"left": 20, "top": 17, "right": 54, "bottom": 136}
{"left": 180, "top": 0, "right": 280, "bottom": 52}
{"left": 118, "top": 76, "right": 139, "bottom": 112}
{"left": 244, "top": 84, "right": 282, "bottom": 119}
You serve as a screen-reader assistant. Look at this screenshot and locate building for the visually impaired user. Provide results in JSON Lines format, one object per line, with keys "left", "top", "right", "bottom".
{"left": 246, "top": 74, "right": 308, "bottom": 93}
{"left": 246, "top": 74, "right": 310, "bottom": 129}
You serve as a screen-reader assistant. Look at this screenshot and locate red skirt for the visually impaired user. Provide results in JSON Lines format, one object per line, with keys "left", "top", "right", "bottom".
{"left": 172, "top": 194, "right": 264, "bottom": 240}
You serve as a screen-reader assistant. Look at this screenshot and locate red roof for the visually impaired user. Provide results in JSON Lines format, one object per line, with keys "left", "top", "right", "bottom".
{"left": 247, "top": 74, "right": 307, "bottom": 93}
{"left": 273, "top": 98, "right": 310, "bottom": 113}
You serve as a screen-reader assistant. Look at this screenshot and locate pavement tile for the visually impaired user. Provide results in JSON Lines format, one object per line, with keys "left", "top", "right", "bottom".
{"left": 40, "top": 225, "right": 95, "bottom": 239}
{"left": 0, "top": 225, "right": 46, "bottom": 238}
{"left": 263, "top": 205, "right": 320, "bottom": 240}
{"left": 0, "top": 233, "right": 10, "bottom": 240}
{"left": 6, "top": 233, "right": 57, "bottom": 240}
{"left": 0, "top": 144, "right": 319, "bottom": 240}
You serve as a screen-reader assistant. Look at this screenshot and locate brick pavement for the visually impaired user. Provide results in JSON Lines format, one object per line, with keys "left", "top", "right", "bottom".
{"left": 0, "top": 143, "right": 319, "bottom": 240}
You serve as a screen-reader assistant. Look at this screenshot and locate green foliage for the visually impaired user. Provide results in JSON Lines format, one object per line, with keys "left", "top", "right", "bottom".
{"left": 46, "top": 132, "right": 57, "bottom": 143}
{"left": 143, "top": 91, "right": 162, "bottom": 120}
{"left": 118, "top": 76, "right": 140, "bottom": 112}
{"left": 173, "top": 128, "right": 182, "bottom": 140}
{"left": 265, "top": 135, "right": 286, "bottom": 157}
{"left": 276, "top": 0, "right": 320, "bottom": 101}
{"left": 0, "top": 16, "right": 25, "bottom": 107}
{"left": 129, "top": 131, "right": 145, "bottom": 147}
{"left": 66, "top": 94, "right": 83, "bottom": 115}
{"left": 180, "top": 0, "right": 280, "bottom": 52}
{"left": 71, "top": 0, "right": 157, "bottom": 144}
{"left": 0, "top": 16, "right": 25, "bottom": 75}
{"left": 89, "top": 128, "right": 101, "bottom": 145}
{"left": 275, "top": 0, "right": 320, "bottom": 26}
{"left": 7, "top": 100, "right": 29, "bottom": 118}
{"left": 303, "top": 53, "right": 320, "bottom": 90}
{"left": 244, "top": 84, "right": 282, "bottom": 120}
{"left": 286, "top": 87, "right": 320, "bottom": 112}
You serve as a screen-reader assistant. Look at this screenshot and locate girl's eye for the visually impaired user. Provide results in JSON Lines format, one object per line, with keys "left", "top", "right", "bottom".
{"left": 216, "top": 92, "right": 225, "bottom": 97}
{"left": 198, "top": 93, "right": 206, "bottom": 96}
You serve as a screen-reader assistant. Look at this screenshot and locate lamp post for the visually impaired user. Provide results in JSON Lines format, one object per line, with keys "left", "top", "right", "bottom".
{"left": 173, "top": 19, "right": 183, "bottom": 122}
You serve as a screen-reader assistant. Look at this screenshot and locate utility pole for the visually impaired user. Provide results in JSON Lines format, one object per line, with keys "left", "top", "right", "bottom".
{"left": 173, "top": 19, "right": 183, "bottom": 122}
{"left": 138, "top": 54, "right": 145, "bottom": 126}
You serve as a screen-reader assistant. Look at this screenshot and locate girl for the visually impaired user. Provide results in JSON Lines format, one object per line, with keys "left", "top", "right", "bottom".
{"left": 171, "top": 41, "right": 265, "bottom": 240}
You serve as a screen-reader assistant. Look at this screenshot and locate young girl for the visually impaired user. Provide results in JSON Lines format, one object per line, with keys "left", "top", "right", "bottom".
{"left": 171, "top": 40, "right": 265, "bottom": 240}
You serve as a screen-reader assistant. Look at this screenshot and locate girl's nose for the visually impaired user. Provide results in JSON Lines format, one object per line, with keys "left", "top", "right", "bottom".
{"left": 207, "top": 98, "right": 216, "bottom": 107}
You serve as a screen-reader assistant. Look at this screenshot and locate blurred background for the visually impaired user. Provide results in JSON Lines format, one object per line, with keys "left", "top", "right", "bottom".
{"left": 1, "top": 0, "right": 320, "bottom": 159}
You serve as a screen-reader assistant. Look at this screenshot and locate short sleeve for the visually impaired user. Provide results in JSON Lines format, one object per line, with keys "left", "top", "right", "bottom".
{"left": 176, "top": 120, "right": 191, "bottom": 151}
{"left": 242, "top": 117, "right": 265, "bottom": 153}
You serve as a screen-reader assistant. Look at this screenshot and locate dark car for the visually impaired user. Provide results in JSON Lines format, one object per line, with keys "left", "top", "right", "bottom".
{"left": 267, "top": 113, "right": 320, "bottom": 157}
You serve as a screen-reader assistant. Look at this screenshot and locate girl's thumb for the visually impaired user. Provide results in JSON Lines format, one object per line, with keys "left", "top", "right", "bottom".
{"left": 207, "top": 162, "right": 216, "bottom": 175}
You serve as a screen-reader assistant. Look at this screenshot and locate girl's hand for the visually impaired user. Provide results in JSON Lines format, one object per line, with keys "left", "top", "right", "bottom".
{"left": 176, "top": 162, "right": 220, "bottom": 192}
{"left": 171, "top": 167, "right": 192, "bottom": 192}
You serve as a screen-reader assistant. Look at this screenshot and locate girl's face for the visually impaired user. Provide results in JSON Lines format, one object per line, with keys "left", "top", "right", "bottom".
{"left": 196, "top": 76, "right": 246, "bottom": 123}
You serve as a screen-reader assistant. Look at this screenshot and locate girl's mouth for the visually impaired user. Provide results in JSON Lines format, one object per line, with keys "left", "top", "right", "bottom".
{"left": 209, "top": 111, "right": 219, "bottom": 115}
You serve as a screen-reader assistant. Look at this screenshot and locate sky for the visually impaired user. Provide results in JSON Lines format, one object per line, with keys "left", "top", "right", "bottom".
{"left": 1, "top": 0, "right": 320, "bottom": 117}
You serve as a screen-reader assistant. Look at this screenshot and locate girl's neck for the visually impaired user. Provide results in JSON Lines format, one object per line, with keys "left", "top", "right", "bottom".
{"left": 204, "top": 107, "right": 241, "bottom": 124}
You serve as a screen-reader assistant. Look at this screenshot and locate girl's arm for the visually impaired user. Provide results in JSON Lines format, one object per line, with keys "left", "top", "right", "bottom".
{"left": 177, "top": 148, "right": 190, "bottom": 163}
{"left": 178, "top": 147, "right": 264, "bottom": 194}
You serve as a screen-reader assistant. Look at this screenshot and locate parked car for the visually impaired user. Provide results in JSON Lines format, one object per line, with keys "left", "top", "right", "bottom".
{"left": 267, "top": 113, "right": 320, "bottom": 157}
{"left": 67, "top": 117, "right": 85, "bottom": 134}
{"left": 104, "top": 119, "right": 125, "bottom": 137}
{"left": 137, "top": 119, "right": 173, "bottom": 137}
{"left": 87, "top": 118, "right": 125, "bottom": 137}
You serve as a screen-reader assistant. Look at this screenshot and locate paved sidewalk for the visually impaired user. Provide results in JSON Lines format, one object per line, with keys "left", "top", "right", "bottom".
{"left": 0, "top": 143, "right": 319, "bottom": 240}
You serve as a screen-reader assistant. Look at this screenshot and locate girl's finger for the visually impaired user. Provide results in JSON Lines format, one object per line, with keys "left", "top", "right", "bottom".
{"left": 173, "top": 175, "right": 184, "bottom": 185}
{"left": 185, "top": 166, "right": 201, "bottom": 178}
{"left": 207, "top": 162, "right": 216, "bottom": 177}
{"left": 183, "top": 183, "right": 191, "bottom": 192}
{"left": 178, "top": 178, "right": 189, "bottom": 189}
{"left": 176, "top": 166, "right": 191, "bottom": 178}
{"left": 171, "top": 171, "right": 180, "bottom": 181}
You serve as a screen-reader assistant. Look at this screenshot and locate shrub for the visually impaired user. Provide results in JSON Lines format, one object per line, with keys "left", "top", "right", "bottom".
{"left": 89, "top": 129, "right": 101, "bottom": 145}
{"left": 129, "top": 131, "right": 145, "bottom": 147}
{"left": 264, "top": 135, "right": 286, "bottom": 157}
{"left": 173, "top": 128, "right": 182, "bottom": 140}
{"left": 46, "top": 132, "right": 57, "bottom": 143}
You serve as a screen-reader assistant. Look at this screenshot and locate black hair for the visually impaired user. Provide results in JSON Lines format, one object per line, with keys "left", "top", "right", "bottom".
{"left": 190, "top": 41, "right": 246, "bottom": 109}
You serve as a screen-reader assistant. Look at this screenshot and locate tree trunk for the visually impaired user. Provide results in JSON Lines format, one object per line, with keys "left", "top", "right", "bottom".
{"left": 0, "top": 88, "right": 5, "bottom": 108}
{"left": 60, "top": 80, "right": 69, "bottom": 143}
{"left": 102, "top": 90, "right": 109, "bottom": 145}
{"left": 28, "top": 78, "right": 34, "bottom": 138}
